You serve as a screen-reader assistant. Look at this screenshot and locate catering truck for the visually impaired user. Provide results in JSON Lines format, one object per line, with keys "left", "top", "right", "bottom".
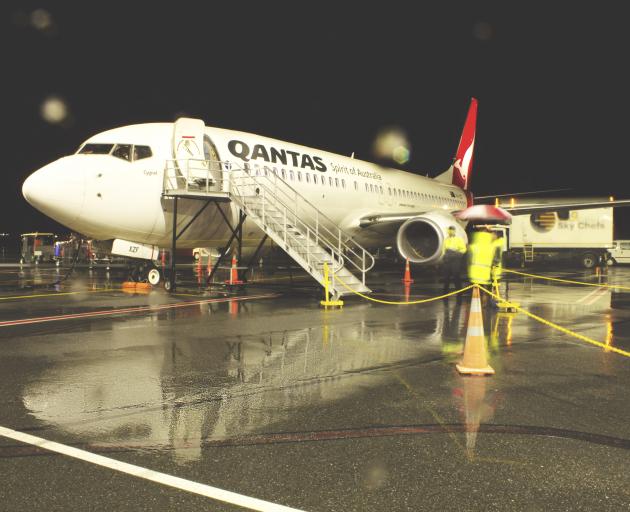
{"left": 496, "top": 199, "right": 613, "bottom": 268}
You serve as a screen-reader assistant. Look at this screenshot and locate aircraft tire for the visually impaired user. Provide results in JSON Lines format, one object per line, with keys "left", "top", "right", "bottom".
{"left": 147, "top": 268, "right": 161, "bottom": 285}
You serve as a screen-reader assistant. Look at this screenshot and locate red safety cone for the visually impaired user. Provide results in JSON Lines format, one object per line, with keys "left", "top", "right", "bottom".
{"left": 404, "top": 282, "right": 411, "bottom": 302}
{"left": 225, "top": 255, "right": 243, "bottom": 285}
{"left": 402, "top": 258, "right": 414, "bottom": 284}
{"left": 456, "top": 286, "right": 495, "bottom": 376}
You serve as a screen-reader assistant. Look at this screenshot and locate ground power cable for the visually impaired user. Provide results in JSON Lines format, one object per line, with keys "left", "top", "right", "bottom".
{"left": 16, "top": 238, "right": 84, "bottom": 290}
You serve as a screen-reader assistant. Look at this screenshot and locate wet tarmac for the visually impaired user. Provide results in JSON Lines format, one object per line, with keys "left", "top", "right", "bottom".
{"left": 1, "top": 262, "right": 630, "bottom": 511}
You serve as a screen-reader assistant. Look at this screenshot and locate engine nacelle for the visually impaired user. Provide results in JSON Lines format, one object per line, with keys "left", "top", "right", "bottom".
{"left": 396, "top": 211, "right": 467, "bottom": 264}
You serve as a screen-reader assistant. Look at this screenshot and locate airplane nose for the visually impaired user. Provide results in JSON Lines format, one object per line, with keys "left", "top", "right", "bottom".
{"left": 22, "top": 158, "right": 86, "bottom": 225}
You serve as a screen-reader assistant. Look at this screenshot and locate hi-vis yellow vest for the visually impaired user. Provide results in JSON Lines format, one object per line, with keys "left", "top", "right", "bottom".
{"left": 491, "top": 237, "right": 504, "bottom": 280}
{"left": 467, "top": 232, "right": 495, "bottom": 285}
{"left": 443, "top": 235, "right": 467, "bottom": 254}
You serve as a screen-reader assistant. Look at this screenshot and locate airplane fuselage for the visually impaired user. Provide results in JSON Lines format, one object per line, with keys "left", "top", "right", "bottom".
{"left": 23, "top": 122, "right": 468, "bottom": 252}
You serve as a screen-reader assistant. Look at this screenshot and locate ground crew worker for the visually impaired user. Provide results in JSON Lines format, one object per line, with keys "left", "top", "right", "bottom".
{"left": 491, "top": 230, "right": 504, "bottom": 284}
{"left": 467, "top": 227, "right": 496, "bottom": 303}
{"left": 441, "top": 226, "right": 467, "bottom": 293}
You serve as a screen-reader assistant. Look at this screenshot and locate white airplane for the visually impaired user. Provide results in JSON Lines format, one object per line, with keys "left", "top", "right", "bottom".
{"left": 22, "top": 98, "right": 630, "bottom": 294}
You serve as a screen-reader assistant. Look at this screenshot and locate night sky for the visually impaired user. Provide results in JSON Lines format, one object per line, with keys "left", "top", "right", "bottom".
{"left": 3, "top": 2, "right": 630, "bottom": 238}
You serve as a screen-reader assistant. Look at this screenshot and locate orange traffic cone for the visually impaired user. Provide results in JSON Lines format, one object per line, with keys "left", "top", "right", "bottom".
{"left": 402, "top": 258, "right": 414, "bottom": 284}
{"left": 196, "top": 258, "right": 202, "bottom": 285}
{"left": 456, "top": 286, "right": 495, "bottom": 376}
{"left": 225, "top": 255, "right": 243, "bottom": 285}
{"left": 404, "top": 282, "right": 411, "bottom": 302}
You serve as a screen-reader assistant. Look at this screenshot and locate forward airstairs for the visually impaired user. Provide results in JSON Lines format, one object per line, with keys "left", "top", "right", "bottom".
{"left": 163, "top": 159, "right": 374, "bottom": 299}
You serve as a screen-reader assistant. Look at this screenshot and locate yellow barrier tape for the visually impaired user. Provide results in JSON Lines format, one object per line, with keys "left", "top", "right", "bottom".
{"left": 334, "top": 274, "right": 473, "bottom": 305}
{"left": 478, "top": 285, "right": 630, "bottom": 358}
{"left": 503, "top": 268, "right": 630, "bottom": 291}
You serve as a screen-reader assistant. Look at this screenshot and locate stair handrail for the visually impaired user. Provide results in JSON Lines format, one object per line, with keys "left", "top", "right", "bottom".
{"left": 163, "top": 158, "right": 375, "bottom": 282}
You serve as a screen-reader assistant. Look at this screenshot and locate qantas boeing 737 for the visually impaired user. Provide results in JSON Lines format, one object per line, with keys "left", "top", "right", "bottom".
{"left": 21, "top": 98, "right": 630, "bottom": 294}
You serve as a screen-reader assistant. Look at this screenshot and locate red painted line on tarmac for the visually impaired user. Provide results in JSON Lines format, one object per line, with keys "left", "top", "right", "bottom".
{"left": 0, "top": 293, "right": 278, "bottom": 328}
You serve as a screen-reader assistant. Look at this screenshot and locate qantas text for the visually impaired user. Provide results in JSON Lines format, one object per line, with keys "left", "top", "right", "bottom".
{"left": 228, "top": 140, "right": 327, "bottom": 172}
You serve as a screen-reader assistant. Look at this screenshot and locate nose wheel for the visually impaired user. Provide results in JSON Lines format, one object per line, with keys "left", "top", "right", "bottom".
{"left": 147, "top": 268, "right": 161, "bottom": 285}
{"left": 128, "top": 261, "right": 162, "bottom": 285}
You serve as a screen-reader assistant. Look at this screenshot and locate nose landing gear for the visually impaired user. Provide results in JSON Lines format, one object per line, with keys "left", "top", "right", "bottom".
{"left": 128, "top": 261, "right": 162, "bottom": 286}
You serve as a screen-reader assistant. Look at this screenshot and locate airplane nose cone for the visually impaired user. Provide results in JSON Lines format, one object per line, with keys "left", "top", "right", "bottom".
{"left": 22, "top": 158, "right": 86, "bottom": 225}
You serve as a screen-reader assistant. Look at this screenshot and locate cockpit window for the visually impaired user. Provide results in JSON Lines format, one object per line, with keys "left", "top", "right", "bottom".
{"left": 133, "top": 145, "right": 152, "bottom": 161}
{"left": 112, "top": 144, "right": 132, "bottom": 161}
{"left": 78, "top": 143, "right": 114, "bottom": 155}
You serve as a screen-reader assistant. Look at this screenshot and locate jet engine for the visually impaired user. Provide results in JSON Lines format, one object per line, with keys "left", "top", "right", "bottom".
{"left": 396, "top": 211, "right": 467, "bottom": 264}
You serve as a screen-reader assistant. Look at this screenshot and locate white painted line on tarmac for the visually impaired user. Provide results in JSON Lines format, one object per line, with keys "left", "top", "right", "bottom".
{"left": 577, "top": 287, "right": 602, "bottom": 304}
{"left": 0, "top": 425, "right": 305, "bottom": 512}
{"left": 585, "top": 287, "right": 608, "bottom": 306}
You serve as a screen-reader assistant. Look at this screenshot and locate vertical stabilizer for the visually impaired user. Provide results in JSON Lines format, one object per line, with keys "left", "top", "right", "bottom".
{"left": 435, "top": 98, "right": 478, "bottom": 190}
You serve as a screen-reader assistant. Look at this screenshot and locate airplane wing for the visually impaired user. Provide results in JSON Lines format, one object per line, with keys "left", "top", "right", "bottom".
{"left": 358, "top": 212, "right": 429, "bottom": 228}
{"left": 500, "top": 198, "right": 630, "bottom": 216}
{"left": 358, "top": 198, "right": 630, "bottom": 230}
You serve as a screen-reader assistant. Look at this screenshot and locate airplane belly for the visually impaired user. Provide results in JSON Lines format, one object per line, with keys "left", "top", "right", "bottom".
{"left": 148, "top": 199, "right": 263, "bottom": 249}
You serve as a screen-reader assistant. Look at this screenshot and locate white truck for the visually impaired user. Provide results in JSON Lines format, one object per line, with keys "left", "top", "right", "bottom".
{"left": 497, "top": 200, "right": 613, "bottom": 269}
{"left": 608, "top": 240, "right": 630, "bottom": 264}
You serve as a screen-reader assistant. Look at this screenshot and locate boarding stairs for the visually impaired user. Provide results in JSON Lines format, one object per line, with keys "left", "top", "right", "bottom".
{"left": 523, "top": 243, "right": 534, "bottom": 263}
{"left": 163, "top": 159, "right": 374, "bottom": 299}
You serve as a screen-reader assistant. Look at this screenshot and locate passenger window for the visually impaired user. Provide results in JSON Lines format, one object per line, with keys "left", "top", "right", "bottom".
{"left": 133, "top": 145, "right": 152, "bottom": 161}
{"left": 342, "top": 179, "right": 346, "bottom": 189}
{"left": 78, "top": 143, "right": 114, "bottom": 155}
{"left": 329, "top": 177, "right": 333, "bottom": 186}
{"left": 313, "top": 174, "right": 318, "bottom": 185}
{"left": 281, "top": 169, "right": 286, "bottom": 180}
{"left": 112, "top": 144, "right": 132, "bottom": 161}
{"left": 354, "top": 181, "right": 358, "bottom": 191}
{"left": 365, "top": 183, "right": 369, "bottom": 192}
{"left": 369, "top": 184, "right": 374, "bottom": 193}
{"left": 289, "top": 170, "right": 294, "bottom": 180}
{"left": 306, "top": 173, "right": 311, "bottom": 184}
{"left": 335, "top": 178, "right": 339, "bottom": 187}
{"left": 379, "top": 185, "right": 383, "bottom": 194}
{"left": 297, "top": 171, "right": 302, "bottom": 182}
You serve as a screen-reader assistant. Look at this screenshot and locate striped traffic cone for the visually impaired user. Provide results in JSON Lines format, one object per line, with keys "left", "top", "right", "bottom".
{"left": 402, "top": 258, "right": 414, "bottom": 284}
{"left": 456, "top": 286, "right": 495, "bottom": 376}
{"left": 196, "top": 257, "right": 202, "bottom": 285}
{"left": 225, "top": 255, "right": 243, "bottom": 285}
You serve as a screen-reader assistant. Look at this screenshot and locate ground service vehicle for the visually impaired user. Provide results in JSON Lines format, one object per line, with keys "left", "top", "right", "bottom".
{"left": 20, "top": 232, "right": 56, "bottom": 263}
{"left": 498, "top": 202, "right": 613, "bottom": 269}
{"left": 608, "top": 240, "right": 630, "bottom": 264}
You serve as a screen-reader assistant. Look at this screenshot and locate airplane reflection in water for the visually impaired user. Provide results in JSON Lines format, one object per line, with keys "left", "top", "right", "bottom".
{"left": 20, "top": 296, "right": 617, "bottom": 464}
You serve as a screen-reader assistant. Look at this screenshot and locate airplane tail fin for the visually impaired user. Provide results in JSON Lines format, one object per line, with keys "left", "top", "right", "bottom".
{"left": 435, "top": 97, "right": 478, "bottom": 190}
